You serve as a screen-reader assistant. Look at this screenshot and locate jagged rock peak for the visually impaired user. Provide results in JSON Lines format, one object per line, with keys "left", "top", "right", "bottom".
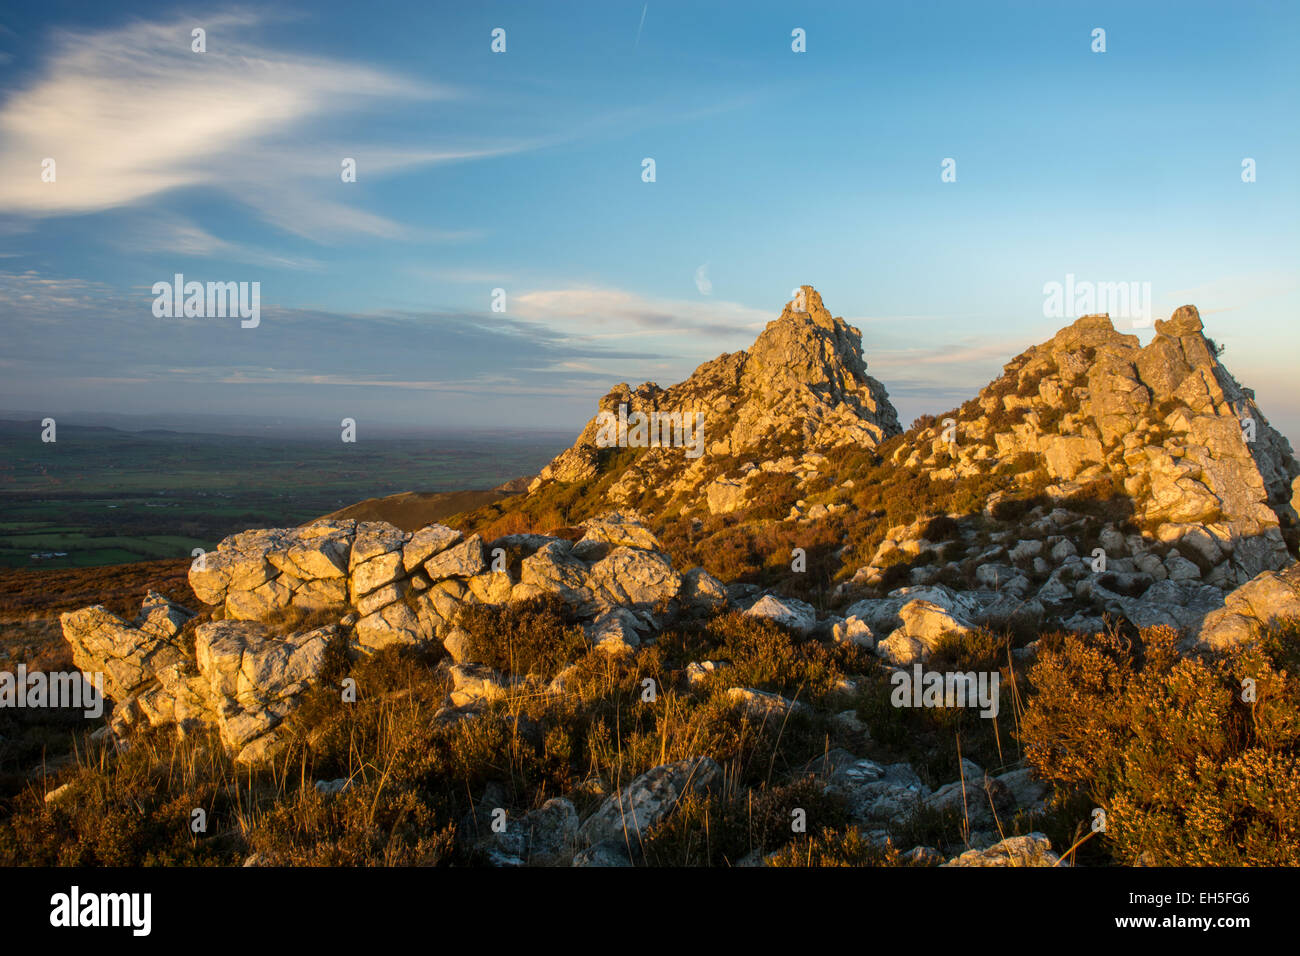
{"left": 1156, "top": 304, "right": 1204, "bottom": 337}
{"left": 742, "top": 285, "right": 877, "bottom": 398}
{"left": 898, "top": 303, "right": 1300, "bottom": 588}
{"left": 531, "top": 285, "right": 901, "bottom": 491}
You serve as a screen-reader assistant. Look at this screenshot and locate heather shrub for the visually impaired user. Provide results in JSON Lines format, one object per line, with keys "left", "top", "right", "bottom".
{"left": 853, "top": 638, "right": 1018, "bottom": 783}
{"left": 0, "top": 726, "right": 244, "bottom": 866}
{"left": 765, "top": 826, "right": 904, "bottom": 867}
{"left": 701, "top": 611, "right": 867, "bottom": 706}
{"left": 641, "top": 778, "right": 850, "bottom": 866}
{"left": 1021, "top": 625, "right": 1300, "bottom": 865}
{"left": 455, "top": 595, "right": 589, "bottom": 679}
{"left": 922, "top": 514, "right": 960, "bottom": 541}
{"left": 742, "top": 471, "right": 800, "bottom": 521}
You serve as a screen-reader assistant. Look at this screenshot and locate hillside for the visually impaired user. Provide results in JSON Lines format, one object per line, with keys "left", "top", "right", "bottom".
{"left": 11, "top": 287, "right": 1300, "bottom": 870}
{"left": 454, "top": 291, "right": 1300, "bottom": 642}
{"left": 318, "top": 488, "right": 521, "bottom": 532}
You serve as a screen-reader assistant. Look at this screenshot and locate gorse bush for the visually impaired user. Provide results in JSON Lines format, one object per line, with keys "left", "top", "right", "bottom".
{"left": 1021, "top": 625, "right": 1300, "bottom": 865}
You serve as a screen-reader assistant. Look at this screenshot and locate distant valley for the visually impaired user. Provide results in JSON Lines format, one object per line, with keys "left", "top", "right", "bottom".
{"left": 0, "top": 421, "right": 565, "bottom": 569}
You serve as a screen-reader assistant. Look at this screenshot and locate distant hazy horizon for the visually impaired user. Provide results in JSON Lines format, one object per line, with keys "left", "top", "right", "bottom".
{"left": 0, "top": 408, "right": 580, "bottom": 443}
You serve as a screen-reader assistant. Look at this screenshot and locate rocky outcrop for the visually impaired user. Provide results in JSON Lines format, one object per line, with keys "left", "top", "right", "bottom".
{"left": 50, "top": 289, "right": 1300, "bottom": 871}
{"left": 827, "top": 306, "right": 1300, "bottom": 640}
{"left": 528, "top": 286, "right": 901, "bottom": 515}
{"left": 897, "top": 307, "right": 1298, "bottom": 589}
{"left": 488, "top": 298, "right": 1298, "bottom": 647}
{"left": 186, "top": 512, "right": 705, "bottom": 657}
{"left": 61, "top": 590, "right": 194, "bottom": 705}
{"left": 61, "top": 591, "right": 333, "bottom": 764}
{"left": 61, "top": 512, "right": 731, "bottom": 762}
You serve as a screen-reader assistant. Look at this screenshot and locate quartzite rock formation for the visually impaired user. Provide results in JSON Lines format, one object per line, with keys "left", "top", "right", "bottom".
{"left": 61, "top": 292, "right": 1300, "bottom": 756}
{"left": 835, "top": 305, "right": 1300, "bottom": 648}
{"left": 900, "top": 306, "right": 1299, "bottom": 583}
{"left": 507, "top": 290, "right": 1300, "bottom": 652}
{"left": 63, "top": 512, "right": 723, "bottom": 763}
{"left": 530, "top": 285, "right": 901, "bottom": 513}
{"left": 56, "top": 287, "right": 1300, "bottom": 866}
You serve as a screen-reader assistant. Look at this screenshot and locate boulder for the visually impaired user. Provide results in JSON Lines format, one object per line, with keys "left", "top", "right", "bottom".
{"left": 478, "top": 797, "right": 580, "bottom": 867}
{"left": 571, "top": 840, "right": 635, "bottom": 867}
{"left": 823, "top": 758, "right": 931, "bottom": 828}
{"left": 845, "top": 584, "right": 982, "bottom": 636}
{"left": 995, "top": 768, "right": 1050, "bottom": 810}
{"left": 465, "top": 571, "right": 514, "bottom": 605}
{"left": 743, "top": 594, "right": 817, "bottom": 635}
{"left": 1196, "top": 561, "right": 1300, "bottom": 653}
{"left": 942, "top": 832, "right": 1060, "bottom": 867}
{"left": 586, "top": 548, "right": 680, "bottom": 611}
{"left": 349, "top": 522, "right": 407, "bottom": 567}
{"left": 725, "top": 686, "right": 808, "bottom": 720}
{"left": 188, "top": 528, "right": 282, "bottom": 606}
{"left": 520, "top": 541, "right": 592, "bottom": 606}
{"left": 924, "top": 760, "right": 1014, "bottom": 827}
{"left": 680, "top": 567, "right": 729, "bottom": 613}
{"left": 271, "top": 523, "right": 352, "bottom": 581}
{"left": 578, "top": 512, "right": 662, "bottom": 552}
{"left": 353, "top": 600, "right": 426, "bottom": 652}
{"left": 585, "top": 608, "right": 643, "bottom": 654}
{"left": 830, "top": 615, "right": 874, "bottom": 648}
{"left": 685, "top": 660, "right": 728, "bottom": 687}
{"left": 351, "top": 551, "right": 405, "bottom": 600}
{"left": 423, "top": 534, "right": 486, "bottom": 581}
{"left": 577, "top": 757, "right": 722, "bottom": 848}
{"left": 876, "top": 600, "right": 976, "bottom": 666}
{"left": 402, "top": 524, "right": 462, "bottom": 572}
{"left": 705, "top": 477, "right": 747, "bottom": 515}
{"left": 448, "top": 663, "right": 516, "bottom": 709}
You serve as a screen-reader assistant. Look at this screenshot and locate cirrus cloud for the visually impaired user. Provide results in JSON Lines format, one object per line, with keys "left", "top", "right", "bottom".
{"left": 0, "top": 10, "right": 527, "bottom": 242}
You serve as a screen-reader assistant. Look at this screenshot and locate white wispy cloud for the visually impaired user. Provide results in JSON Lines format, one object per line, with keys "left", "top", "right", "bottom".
{"left": 869, "top": 340, "right": 1028, "bottom": 369}
{"left": 111, "top": 214, "right": 324, "bottom": 269}
{"left": 0, "top": 10, "right": 525, "bottom": 242}
{"left": 513, "top": 286, "right": 770, "bottom": 339}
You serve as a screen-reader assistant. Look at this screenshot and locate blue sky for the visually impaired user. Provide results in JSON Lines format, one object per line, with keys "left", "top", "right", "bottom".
{"left": 1, "top": 1, "right": 1297, "bottom": 439}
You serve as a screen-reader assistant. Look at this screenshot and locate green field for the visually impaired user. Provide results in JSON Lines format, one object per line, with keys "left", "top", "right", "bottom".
{"left": 0, "top": 421, "right": 568, "bottom": 568}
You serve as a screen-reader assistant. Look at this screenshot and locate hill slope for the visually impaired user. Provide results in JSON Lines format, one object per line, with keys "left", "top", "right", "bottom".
{"left": 454, "top": 291, "right": 1300, "bottom": 637}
